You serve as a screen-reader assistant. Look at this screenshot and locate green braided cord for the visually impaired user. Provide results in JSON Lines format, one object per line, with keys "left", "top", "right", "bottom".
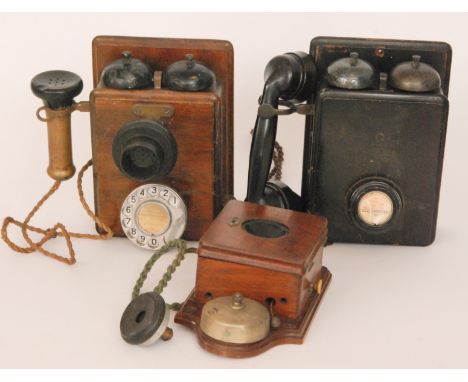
{"left": 153, "top": 246, "right": 198, "bottom": 294}
{"left": 131, "top": 239, "right": 197, "bottom": 309}
{"left": 168, "top": 302, "right": 182, "bottom": 312}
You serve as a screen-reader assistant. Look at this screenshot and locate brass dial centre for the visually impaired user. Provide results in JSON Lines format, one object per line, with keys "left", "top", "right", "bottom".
{"left": 137, "top": 202, "right": 171, "bottom": 235}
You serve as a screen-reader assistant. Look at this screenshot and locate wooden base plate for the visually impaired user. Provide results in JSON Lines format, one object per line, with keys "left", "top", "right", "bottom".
{"left": 174, "top": 266, "right": 332, "bottom": 358}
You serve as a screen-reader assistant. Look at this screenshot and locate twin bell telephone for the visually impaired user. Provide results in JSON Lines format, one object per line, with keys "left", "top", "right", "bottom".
{"left": 9, "top": 36, "right": 234, "bottom": 261}
{"left": 247, "top": 36, "right": 451, "bottom": 246}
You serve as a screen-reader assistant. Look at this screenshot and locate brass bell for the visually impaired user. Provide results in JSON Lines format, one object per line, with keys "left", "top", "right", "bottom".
{"left": 200, "top": 292, "right": 270, "bottom": 344}
{"left": 389, "top": 55, "right": 441, "bottom": 92}
{"left": 326, "top": 52, "right": 376, "bottom": 90}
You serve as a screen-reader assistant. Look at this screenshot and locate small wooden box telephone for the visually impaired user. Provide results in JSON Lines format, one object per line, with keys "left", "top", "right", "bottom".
{"left": 175, "top": 200, "right": 331, "bottom": 358}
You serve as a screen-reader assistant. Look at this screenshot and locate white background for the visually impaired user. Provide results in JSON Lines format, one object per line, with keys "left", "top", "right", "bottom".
{"left": 0, "top": 13, "right": 467, "bottom": 368}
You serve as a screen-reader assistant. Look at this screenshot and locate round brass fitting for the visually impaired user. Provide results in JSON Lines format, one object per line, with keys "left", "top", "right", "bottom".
{"left": 200, "top": 293, "right": 270, "bottom": 344}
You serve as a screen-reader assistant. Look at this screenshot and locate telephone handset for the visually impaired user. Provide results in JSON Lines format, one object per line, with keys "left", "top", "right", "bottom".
{"left": 245, "top": 51, "right": 315, "bottom": 210}
{"left": 31, "top": 70, "right": 89, "bottom": 181}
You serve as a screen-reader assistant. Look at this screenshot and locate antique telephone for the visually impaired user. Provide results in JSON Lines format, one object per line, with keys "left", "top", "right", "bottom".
{"left": 120, "top": 200, "right": 331, "bottom": 357}
{"left": 2, "top": 36, "right": 234, "bottom": 263}
{"left": 246, "top": 37, "right": 451, "bottom": 246}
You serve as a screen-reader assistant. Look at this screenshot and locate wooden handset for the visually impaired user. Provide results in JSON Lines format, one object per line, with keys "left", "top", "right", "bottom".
{"left": 31, "top": 70, "right": 90, "bottom": 181}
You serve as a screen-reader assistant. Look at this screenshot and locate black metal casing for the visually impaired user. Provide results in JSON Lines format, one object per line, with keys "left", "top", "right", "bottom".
{"left": 302, "top": 37, "right": 452, "bottom": 245}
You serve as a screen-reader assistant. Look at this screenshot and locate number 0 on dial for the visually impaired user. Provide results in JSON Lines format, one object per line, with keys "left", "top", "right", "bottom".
{"left": 120, "top": 184, "right": 187, "bottom": 250}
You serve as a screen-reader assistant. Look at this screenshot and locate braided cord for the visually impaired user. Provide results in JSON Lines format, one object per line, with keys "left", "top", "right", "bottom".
{"left": 131, "top": 238, "right": 197, "bottom": 310}
{"left": 249, "top": 129, "right": 284, "bottom": 182}
{"left": 269, "top": 140, "right": 284, "bottom": 181}
{"left": 1, "top": 159, "right": 113, "bottom": 265}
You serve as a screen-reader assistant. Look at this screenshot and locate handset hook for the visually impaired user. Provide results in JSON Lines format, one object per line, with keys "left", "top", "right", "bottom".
{"left": 245, "top": 52, "right": 316, "bottom": 209}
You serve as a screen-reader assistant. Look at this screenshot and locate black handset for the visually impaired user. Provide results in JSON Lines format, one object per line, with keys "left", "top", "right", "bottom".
{"left": 245, "top": 51, "right": 316, "bottom": 210}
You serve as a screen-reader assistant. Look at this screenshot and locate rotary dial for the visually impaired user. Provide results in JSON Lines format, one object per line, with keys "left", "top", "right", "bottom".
{"left": 120, "top": 184, "right": 187, "bottom": 250}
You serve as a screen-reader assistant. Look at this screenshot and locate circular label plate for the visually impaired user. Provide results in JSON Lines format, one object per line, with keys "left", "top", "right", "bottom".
{"left": 357, "top": 190, "right": 394, "bottom": 226}
{"left": 121, "top": 184, "right": 187, "bottom": 250}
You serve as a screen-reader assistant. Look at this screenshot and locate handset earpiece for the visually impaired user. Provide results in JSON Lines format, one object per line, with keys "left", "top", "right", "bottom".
{"left": 245, "top": 52, "right": 316, "bottom": 209}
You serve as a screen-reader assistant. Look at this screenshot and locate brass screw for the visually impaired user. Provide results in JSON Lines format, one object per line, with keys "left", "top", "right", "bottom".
{"left": 271, "top": 316, "right": 281, "bottom": 329}
{"left": 228, "top": 217, "right": 240, "bottom": 226}
{"left": 375, "top": 48, "right": 385, "bottom": 58}
{"left": 231, "top": 292, "right": 245, "bottom": 309}
{"left": 161, "top": 327, "right": 173, "bottom": 341}
{"left": 314, "top": 279, "right": 323, "bottom": 295}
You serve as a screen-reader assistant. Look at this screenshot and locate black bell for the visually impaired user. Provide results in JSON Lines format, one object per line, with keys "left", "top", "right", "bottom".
{"left": 101, "top": 51, "right": 153, "bottom": 89}
{"left": 163, "top": 54, "right": 215, "bottom": 92}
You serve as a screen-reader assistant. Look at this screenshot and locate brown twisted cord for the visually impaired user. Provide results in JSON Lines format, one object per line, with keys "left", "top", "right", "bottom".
{"left": 269, "top": 141, "right": 284, "bottom": 181}
{"left": 1, "top": 159, "right": 113, "bottom": 265}
{"left": 131, "top": 239, "right": 197, "bottom": 310}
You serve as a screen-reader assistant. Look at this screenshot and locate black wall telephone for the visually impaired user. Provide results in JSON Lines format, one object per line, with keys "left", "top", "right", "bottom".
{"left": 246, "top": 36, "right": 451, "bottom": 246}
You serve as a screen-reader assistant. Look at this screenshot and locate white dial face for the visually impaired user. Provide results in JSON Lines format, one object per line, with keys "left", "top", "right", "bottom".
{"left": 357, "top": 190, "right": 394, "bottom": 226}
{"left": 121, "top": 184, "right": 187, "bottom": 250}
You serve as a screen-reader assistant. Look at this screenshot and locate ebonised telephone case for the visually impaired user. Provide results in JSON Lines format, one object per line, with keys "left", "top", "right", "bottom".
{"left": 246, "top": 36, "right": 451, "bottom": 246}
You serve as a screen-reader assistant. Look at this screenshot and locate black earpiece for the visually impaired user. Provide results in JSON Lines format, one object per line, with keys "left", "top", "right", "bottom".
{"left": 31, "top": 70, "right": 83, "bottom": 109}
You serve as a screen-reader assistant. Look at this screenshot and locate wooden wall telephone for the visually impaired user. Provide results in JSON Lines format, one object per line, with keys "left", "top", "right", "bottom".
{"left": 2, "top": 36, "right": 233, "bottom": 263}
{"left": 246, "top": 36, "right": 451, "bottom": 246}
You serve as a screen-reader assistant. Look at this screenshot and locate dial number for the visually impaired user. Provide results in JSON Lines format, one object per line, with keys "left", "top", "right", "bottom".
{"left": 160, "top": 188, "right": 170, "bottom": 200}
